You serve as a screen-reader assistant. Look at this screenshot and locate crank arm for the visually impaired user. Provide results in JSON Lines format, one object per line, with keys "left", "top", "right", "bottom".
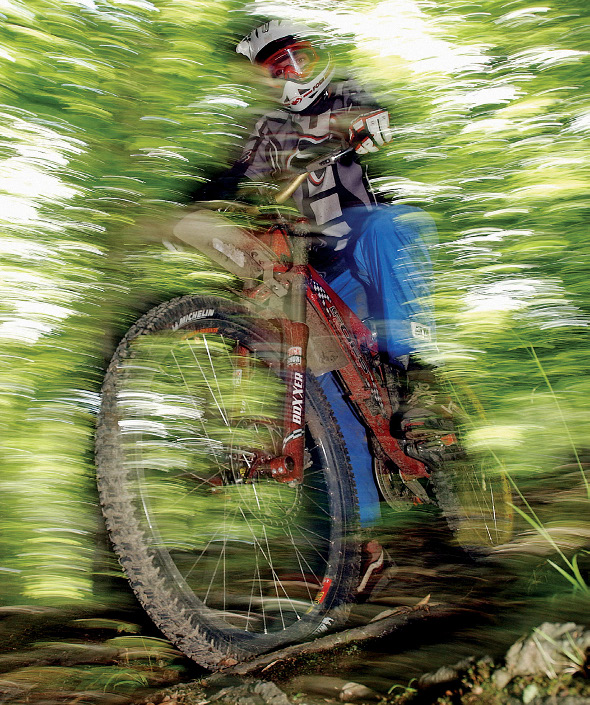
{"left": 399, "top": 472, "right": 433, "bottom": 504}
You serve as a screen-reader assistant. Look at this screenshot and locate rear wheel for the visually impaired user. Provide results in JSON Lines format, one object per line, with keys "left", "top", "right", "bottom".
{"left": 431, "top": 455, "right": 513, "bottom": 554}
{"left": 428, "top": 381, "right": 513, "bottom": 553}
{"left": 96, "top": 295, "right": 360, "bottom": 668}
{"left": 392, "top": 371, "right": 513, "bottom": 553}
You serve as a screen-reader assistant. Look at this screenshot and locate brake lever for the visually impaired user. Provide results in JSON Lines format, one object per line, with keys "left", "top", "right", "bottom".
{"left": 304, "top": 147, "right": 354, "bottom": 174}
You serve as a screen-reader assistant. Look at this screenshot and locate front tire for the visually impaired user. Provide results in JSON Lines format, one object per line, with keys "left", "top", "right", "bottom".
{"left": 96, "top": 295, "right": 360, "bottom": 667}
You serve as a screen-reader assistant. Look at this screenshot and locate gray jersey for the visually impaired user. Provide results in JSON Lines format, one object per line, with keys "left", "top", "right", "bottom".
{"left": 240, "top": 80, "right": 379, "bottom": 257}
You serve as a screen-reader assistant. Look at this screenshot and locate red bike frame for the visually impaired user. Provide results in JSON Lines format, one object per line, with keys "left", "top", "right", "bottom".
{"left": 244, "top": 223, "right": 430, "bottom": 488}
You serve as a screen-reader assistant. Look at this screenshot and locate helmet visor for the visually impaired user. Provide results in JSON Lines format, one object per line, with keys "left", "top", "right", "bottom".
{"left": 259, "top": 41, "right": 319, "bottom": 82}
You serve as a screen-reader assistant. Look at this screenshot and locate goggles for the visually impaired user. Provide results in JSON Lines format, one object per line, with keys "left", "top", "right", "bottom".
{"left": 259, "top": 41, "right": 319, "bottom": 82}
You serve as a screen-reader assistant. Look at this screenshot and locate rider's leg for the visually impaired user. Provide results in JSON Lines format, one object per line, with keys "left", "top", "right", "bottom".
{"left": 317, "top": 367, "right": 391, "bottom": 598}
{"left": 316, "top": 268, "right": 380, "bottom": 528}
{"left": 317, "top": 371, "right": 380, "bottom": 527}
{"left": 344, "top": 204, "right": 462, "bottom": 465}
{"left": 317, "top": 266, "right": 394, "bottom": 596}
{"left": 344, "top": 203, "right": 437, "bottom": 362}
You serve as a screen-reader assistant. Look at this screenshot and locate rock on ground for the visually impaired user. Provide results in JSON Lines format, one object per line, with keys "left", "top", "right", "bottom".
{"left": 493, "top": 622, "right": 590, "bottom": 689}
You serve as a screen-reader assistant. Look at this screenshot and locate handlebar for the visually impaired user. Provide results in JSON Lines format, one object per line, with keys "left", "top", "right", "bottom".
{"left": 275, "top": 147, "right": 354, "bottom": 204}
{"left": 197, "top": 146, "right": 354, "bottom": 212}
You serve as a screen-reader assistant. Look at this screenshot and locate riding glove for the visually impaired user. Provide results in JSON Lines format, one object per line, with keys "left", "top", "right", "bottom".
{"left": 349, "top": 109, "right": 393, "bottom": 155}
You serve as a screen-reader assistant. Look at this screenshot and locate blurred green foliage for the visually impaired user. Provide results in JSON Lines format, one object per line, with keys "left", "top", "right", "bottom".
{"left": 1, "top": 0, "right": 589, "bottom": 606}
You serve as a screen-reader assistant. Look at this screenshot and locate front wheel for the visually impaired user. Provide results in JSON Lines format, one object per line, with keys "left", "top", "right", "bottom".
{"left": 96, "top": 295, "right": 360, "bottom": 668}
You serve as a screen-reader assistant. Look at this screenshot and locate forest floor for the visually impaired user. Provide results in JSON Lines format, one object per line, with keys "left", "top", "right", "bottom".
{"left": 2, "top": 601, "right": 590, "bottom": 705}
{"left": 2, "top": 515, "right": 589, "bottom": 704}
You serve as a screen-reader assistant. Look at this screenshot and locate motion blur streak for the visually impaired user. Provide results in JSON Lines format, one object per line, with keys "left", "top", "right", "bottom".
{"left": 0, "top": 0, "right": 589, "bottom": 631}
{"left": 0, "top": 0, "right": 248, "bottom": 605}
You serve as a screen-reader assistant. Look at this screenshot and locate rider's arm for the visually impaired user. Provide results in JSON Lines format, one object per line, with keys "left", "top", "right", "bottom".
{"left": 187, "top": 116, "right": 271, "bottom": 203}
{"left": 341, "top": 80, "right": 394, "bottom": 155}
{"left": 187, "top": 160, "right": 250, "bottom": 202}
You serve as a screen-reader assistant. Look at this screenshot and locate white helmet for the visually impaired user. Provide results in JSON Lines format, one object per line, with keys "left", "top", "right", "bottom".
{"left": 236, "top": 20, "right": 334, "bottom": 112}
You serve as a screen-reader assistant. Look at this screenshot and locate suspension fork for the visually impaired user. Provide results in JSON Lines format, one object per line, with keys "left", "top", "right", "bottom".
{"left": 273, "top": 237, "right": 308, "bottom": 485}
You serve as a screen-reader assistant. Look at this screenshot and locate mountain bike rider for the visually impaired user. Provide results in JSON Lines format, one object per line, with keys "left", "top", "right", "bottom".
{"left": 192, "top": 20, "right": 459, "bottom": 591}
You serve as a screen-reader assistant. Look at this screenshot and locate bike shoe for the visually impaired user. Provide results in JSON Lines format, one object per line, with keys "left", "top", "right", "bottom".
{"left": 356, "top": 540, "right": 396, "bottom": 603}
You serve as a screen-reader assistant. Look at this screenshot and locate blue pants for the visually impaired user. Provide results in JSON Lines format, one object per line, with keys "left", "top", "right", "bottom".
{"left": 318, "top": 204, "right": 436, "bottom": 526}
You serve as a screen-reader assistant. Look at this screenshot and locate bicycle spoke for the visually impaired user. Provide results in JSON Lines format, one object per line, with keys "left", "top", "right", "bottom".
{"left": 182, "top": 339, "right": 230, "bottom": 427}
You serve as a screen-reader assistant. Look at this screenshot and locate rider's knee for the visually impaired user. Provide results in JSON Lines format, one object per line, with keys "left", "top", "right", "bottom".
{"left": 355, "top": 204, "right": 437, "bottom": 253}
